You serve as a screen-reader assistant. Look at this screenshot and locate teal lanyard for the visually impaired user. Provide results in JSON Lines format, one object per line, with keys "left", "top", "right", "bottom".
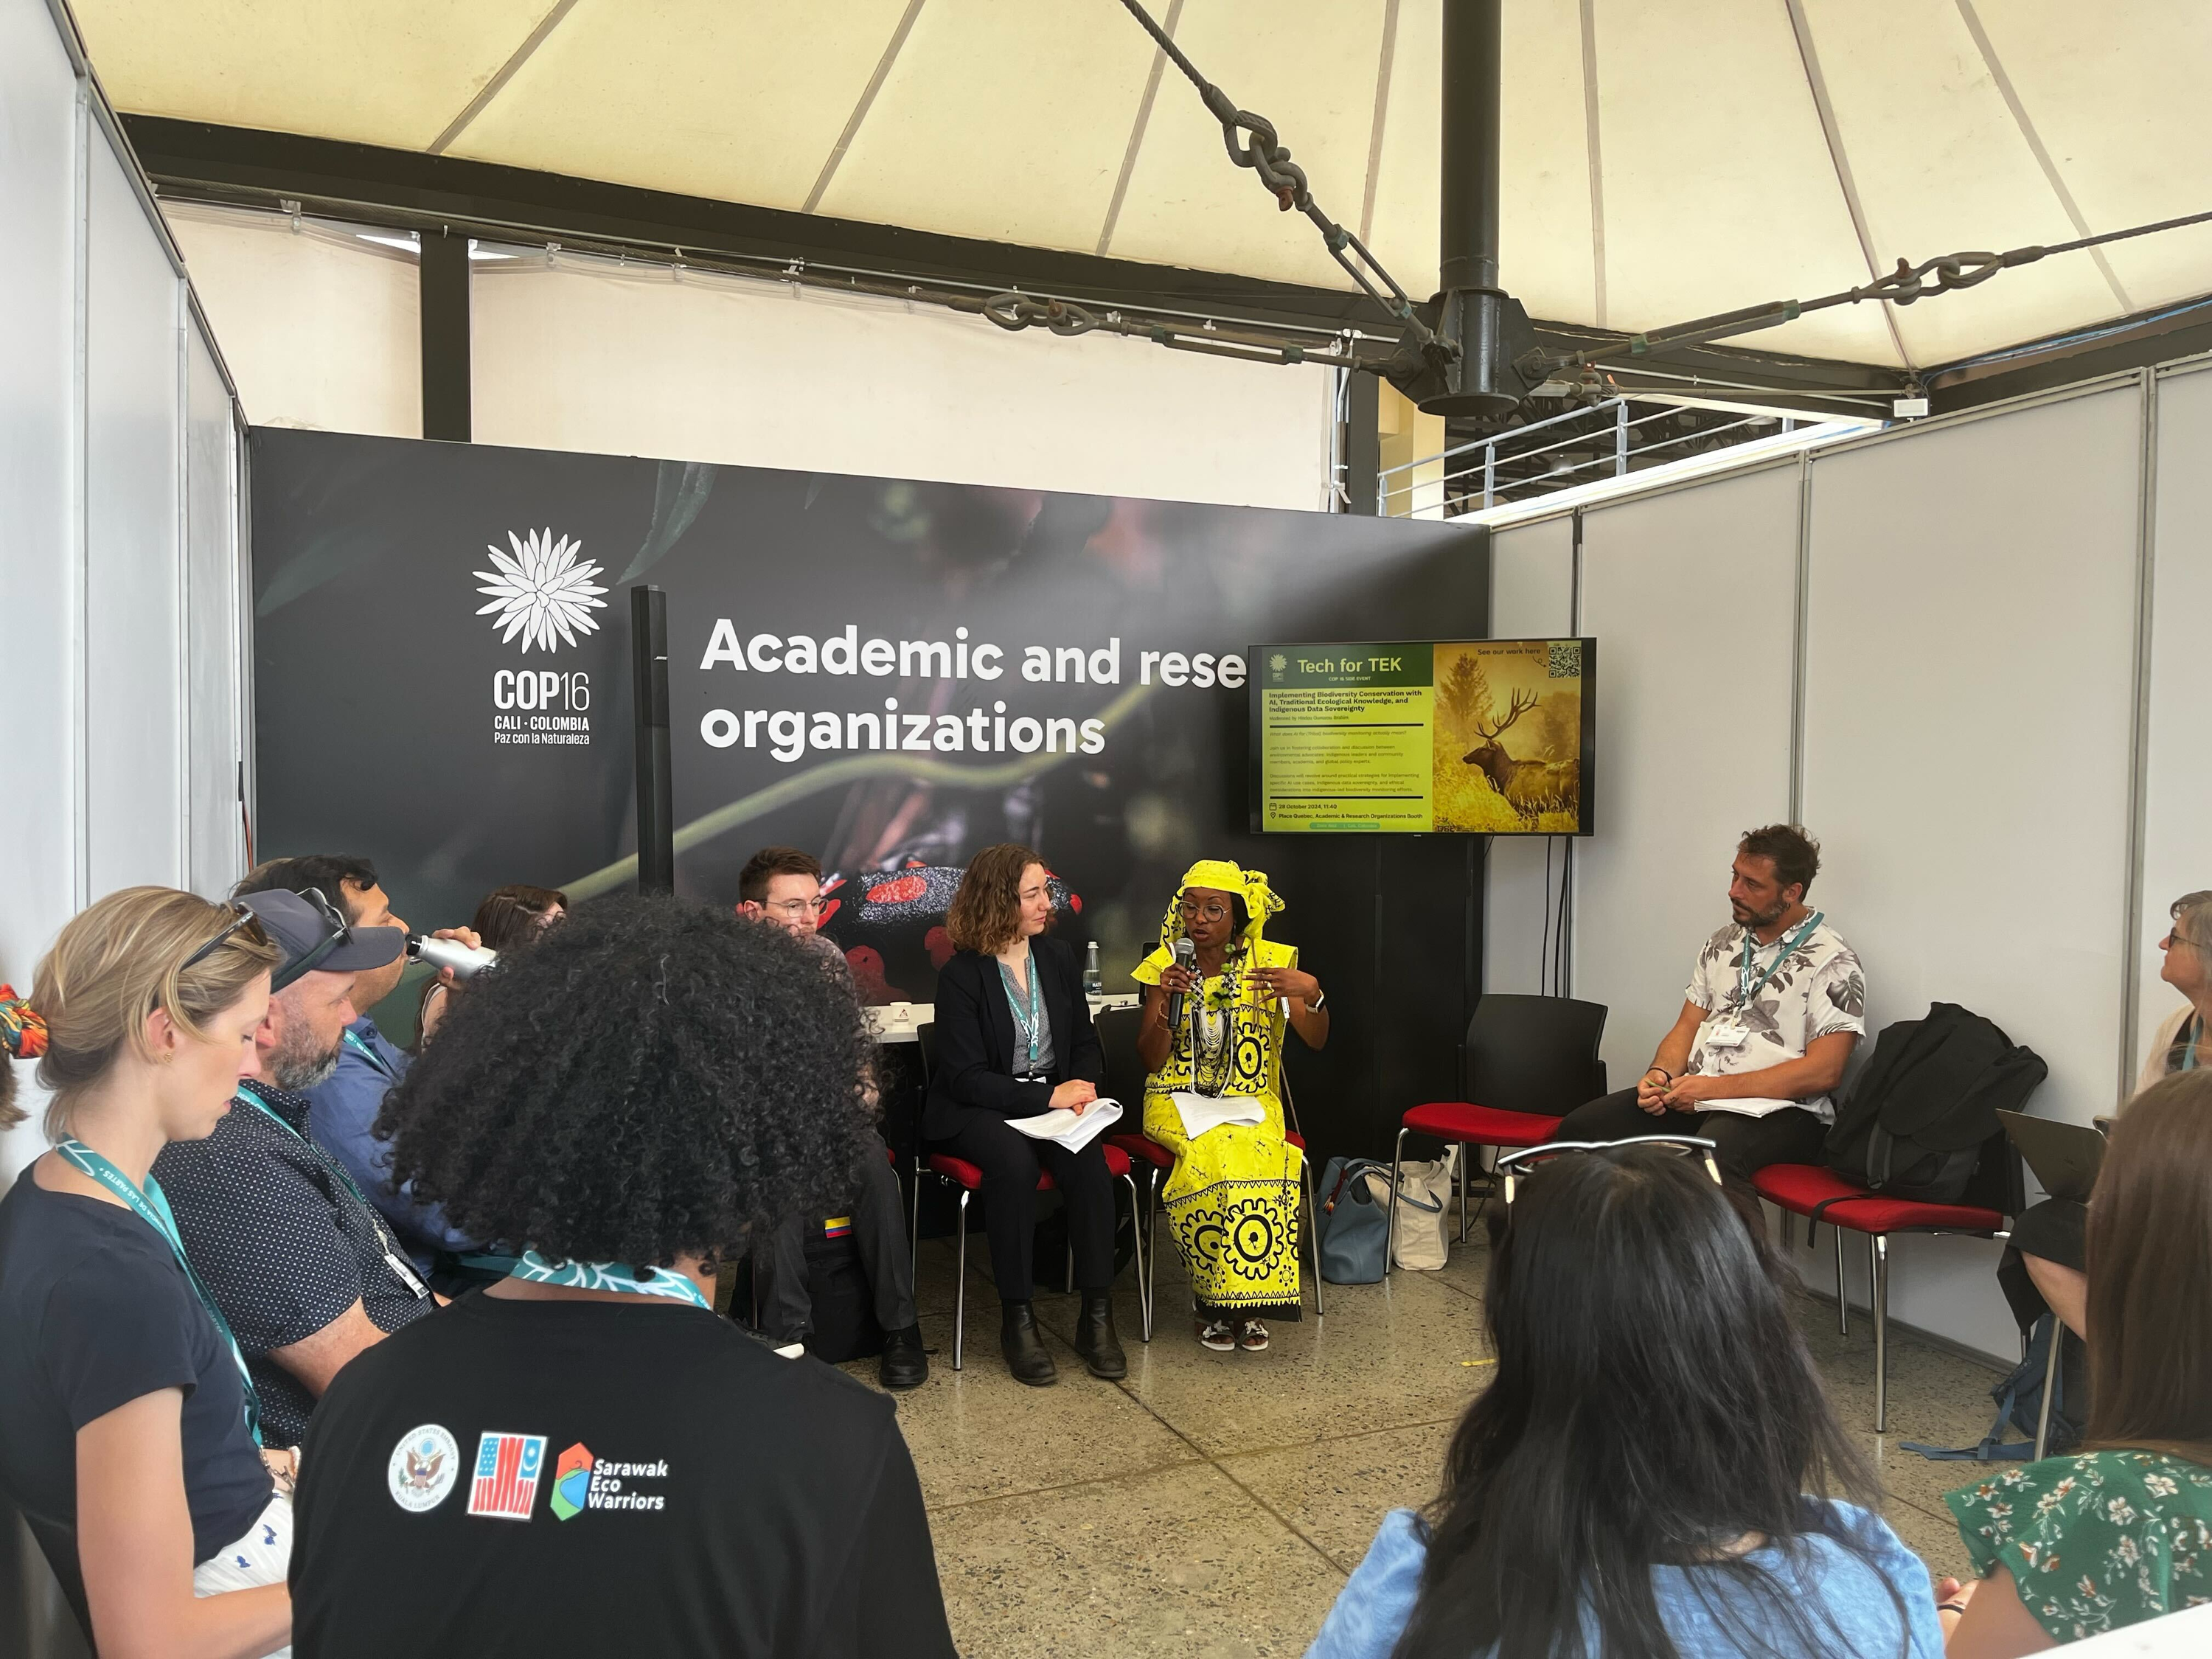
{"left": 235, "top": 1089, "right": 430, "bottom": 1298}
{"left": 1737, "top": 911, "right": 1824, "bottom": 1007}
{"left": 999, "top": 955, "right": 1043, "bottom": 1071}
{"left": 55, "top": 1138, "right": 263, "bottom": 1447}
{"left": 2185, "top": 1015, "right": 2203, "bottom": 1074}
{"left": 341, "top": 1026, "right": 397, "bottom": 1080}
{"left": 506, "top": 1251, "right": 712, "bottom": 1310}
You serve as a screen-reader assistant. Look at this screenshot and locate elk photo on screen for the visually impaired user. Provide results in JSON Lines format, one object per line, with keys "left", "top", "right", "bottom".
{"left": 1430, "top": 639, "right": 1585, "bottom": 833}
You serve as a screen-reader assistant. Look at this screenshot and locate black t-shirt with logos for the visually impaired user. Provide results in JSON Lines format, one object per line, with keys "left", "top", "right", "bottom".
{"left": 290, "top": 1290, "right": 956, "bottom": 1658}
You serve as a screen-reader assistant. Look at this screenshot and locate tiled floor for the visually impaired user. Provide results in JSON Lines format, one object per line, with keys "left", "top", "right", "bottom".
{"left": 845, "top": 1223, "right": 1999, "bottom": 1658}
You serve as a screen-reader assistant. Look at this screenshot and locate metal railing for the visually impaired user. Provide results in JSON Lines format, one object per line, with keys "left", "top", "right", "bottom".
{"left": 1377, "top": 397, "right": 1795, "bottom": 516}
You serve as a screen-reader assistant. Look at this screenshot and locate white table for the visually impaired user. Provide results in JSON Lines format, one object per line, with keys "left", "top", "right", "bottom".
{"left": 864, "top": 992, "right": 1140, "bottom": 1045}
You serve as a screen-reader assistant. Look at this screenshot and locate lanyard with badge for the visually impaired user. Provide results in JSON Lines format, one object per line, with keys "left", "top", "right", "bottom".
{"left": 999, "top": 953, "right": 1045, "bottom": 1077}
{"left": 235, "top": 1088, "right": 431, "bottom": 1300}
{"left": 55, "top": 1138, "right": 265, "bottom": 1447}
{"left": 341, "top": 1026, "right": 397, "bottom": 1080}
{"left": 1705, "top": 911, "right": 1825, "bottom": 1055}
{"left": 505, "top": 1251, "right": 713, "bottom": 1310}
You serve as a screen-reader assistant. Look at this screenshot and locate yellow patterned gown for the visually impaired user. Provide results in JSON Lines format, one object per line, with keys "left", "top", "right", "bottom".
{"left": 1133, "top": 939, "right": 1304, "bottom": 1320}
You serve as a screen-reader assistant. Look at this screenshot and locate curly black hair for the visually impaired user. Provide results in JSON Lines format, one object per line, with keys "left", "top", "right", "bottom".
{"left": 376, "top": 891, "right": 880, "bottom": 1268}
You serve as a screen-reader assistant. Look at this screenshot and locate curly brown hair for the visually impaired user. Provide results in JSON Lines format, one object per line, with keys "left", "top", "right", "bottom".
{"left": 945, "top": 843, "right": 1047, "bottom": 956}
{"left": 378, "top": 891, "right": 879, "bottom": 1266}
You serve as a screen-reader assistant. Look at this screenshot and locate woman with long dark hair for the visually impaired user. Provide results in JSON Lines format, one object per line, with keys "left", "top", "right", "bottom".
{"left": 1308, "top": 1144, "right": 1938, "bottom": 1659}
{"left": 1942, "top": 1069, "right": 2212, "bottom": 1653}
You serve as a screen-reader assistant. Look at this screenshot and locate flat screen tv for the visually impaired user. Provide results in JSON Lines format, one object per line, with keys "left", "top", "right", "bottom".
{"left": 1248, "top": 637, "right": 1596, "bottom": 835}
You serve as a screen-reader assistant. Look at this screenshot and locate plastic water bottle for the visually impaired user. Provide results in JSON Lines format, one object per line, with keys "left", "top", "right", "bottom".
{"left": 1082, "top": 940, "right": 1102, "bottom": 998}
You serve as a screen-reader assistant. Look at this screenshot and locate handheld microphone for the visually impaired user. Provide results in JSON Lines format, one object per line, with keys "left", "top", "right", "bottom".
{"left": 406, "top": 933, "right": 499, "bottom": 980}
{"left": 1167, "top": 936, "right": 1197, "bottom": 1032}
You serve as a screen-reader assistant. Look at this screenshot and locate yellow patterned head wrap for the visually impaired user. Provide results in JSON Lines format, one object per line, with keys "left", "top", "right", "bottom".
{"left": 1156, "top": 860, "right": 1284, "bottom": 953}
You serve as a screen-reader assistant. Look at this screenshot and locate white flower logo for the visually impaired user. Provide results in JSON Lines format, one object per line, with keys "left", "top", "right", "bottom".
{"left": 1269, "top": 653, "right": 1287, "bottom": 674}
{"left": 474, "top": 529, "right": 608, "bottom": 655}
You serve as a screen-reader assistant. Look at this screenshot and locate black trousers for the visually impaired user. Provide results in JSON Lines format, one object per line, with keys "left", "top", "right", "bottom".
{"left": 936, "top": 1113, "right": 1116, "bottom": 1301}
{"left": 1554, "top": 1088, "right": 1827, "bottom": 1229}
{"left": 757, "top": 1139, "right": 918, "bottom": 1344}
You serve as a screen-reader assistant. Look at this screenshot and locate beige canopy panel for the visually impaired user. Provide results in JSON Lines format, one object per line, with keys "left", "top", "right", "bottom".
{"left": 74, "top": 0, "right": 2212, "bottom": 371}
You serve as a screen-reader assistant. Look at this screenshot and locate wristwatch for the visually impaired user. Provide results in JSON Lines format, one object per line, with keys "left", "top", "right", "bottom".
{"left": 1304, "top": 987, "right": 1326, "bottom": 1013}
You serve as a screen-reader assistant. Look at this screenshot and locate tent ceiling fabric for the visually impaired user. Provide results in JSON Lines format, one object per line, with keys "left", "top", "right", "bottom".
{"left": 76, "top": 0, "right": 2212, "bottom": 372}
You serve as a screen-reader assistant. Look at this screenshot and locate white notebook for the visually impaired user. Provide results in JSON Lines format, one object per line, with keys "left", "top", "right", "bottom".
{"left": 1006, "top": 1096, "right": 1123, "bottom": 1154}
{"left": 1169, "top": 1091, "right": 1267, "bottom": 1141}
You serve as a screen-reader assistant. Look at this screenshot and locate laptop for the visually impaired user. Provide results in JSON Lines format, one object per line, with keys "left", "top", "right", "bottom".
{"left": 1996, "top": 1108, "right": 2107, "bottom": 1204}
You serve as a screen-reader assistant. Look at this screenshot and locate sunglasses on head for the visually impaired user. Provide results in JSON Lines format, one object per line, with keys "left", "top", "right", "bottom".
{"left": 1495, "top": 1135, "right": 1725, "bottom": 1206}
{"left": 181, "top": 903, "right": 273, "bottom": 971}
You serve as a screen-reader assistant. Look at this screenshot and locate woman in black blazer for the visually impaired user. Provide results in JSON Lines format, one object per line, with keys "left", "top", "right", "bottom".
{"left": 926, "top": 844, "right": 1123, "bottom": 1387}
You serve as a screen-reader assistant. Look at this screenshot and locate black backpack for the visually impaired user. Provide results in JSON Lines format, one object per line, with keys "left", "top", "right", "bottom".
{"left": 1821, "top": 1002, "right": 2046, "bottom": 1205}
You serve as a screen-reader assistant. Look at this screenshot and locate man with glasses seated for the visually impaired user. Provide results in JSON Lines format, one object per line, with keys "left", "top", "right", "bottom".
{"left": 1554, "top": 824, "right": 1866, "bottom": 1233}
{"left": 153, "top": 888, "right": 440, "bottom": 1448}
{"left": 734, "top": 848, "right": 927, "bottom": 1388}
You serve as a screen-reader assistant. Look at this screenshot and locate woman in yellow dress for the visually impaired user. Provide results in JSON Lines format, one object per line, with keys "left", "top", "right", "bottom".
{"left": 1133, "top": 861, "right": 1329, "bottom": 1352}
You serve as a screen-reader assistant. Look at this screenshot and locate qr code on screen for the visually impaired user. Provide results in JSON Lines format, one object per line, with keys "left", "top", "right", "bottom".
{"left": 1548, "top": 640, "right": 1582, "bottom": 678}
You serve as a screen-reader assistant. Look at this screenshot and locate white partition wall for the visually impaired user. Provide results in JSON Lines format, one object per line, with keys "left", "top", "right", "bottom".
{"left": 1799, "top": 386, "right": 2146, "bottom": 1359}
{"left": 0, "top": 0, "right": 83, "bottom": 1083}
{"left": 84, "top": 139, "right": 187, "bottom": 897}
{"left": 1803, "top": 389, "right": 2145, "bottom": 1126}
{"left": 0, "top": 0, "right": 251, "bottom": 1192}
{"left": 184, "top": 326, "right": 248, "bottom": 898}
{"left": 1572, "top": 462, "right": 1804, "bottom": 1081}
{"left": 1484, "top": 516, "right": 1576, "bottom": 995}
{"left": 2138, "top": 364, "right": 2212, "bottom": 1075}
{"left": 1481, "top": 371, "right": 2204, "bottom": 1368}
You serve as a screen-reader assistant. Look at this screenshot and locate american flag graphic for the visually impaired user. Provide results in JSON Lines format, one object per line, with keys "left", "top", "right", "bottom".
{"left": 467, "top": 1432, "right": 547, "bottom": 1520}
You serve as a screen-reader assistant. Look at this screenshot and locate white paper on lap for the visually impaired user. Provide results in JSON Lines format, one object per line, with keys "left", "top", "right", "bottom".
{"left": 1692, "top": 1096, "right": 1800, "bottom": 1119}
{"left": 1006, "top": 1097, "right": 1123, "bottom": 1153}
{"left": 1170, "top": 1091, "right": 1267, "bottom": 1140}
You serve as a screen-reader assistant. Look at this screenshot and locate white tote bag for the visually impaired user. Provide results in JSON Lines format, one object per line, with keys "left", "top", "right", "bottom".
{"left": 1391, "top": 1143, "right": 1459, "bottom": 1270}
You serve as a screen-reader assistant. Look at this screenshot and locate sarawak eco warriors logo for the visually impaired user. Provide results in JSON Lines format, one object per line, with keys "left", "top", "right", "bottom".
{"left": 477, "top": 528, "right": 602, "bottom": 746}
{"left": 549, "top": 1443, "right": 669, "bottom": 1519}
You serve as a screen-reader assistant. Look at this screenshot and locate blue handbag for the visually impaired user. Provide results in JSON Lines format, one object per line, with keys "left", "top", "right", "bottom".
{"left": 1315, "top": 1157, "right": 1400, "bottom": 1284}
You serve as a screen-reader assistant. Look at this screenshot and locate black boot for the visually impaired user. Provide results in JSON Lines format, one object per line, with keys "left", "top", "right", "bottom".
{"left": 1000, "top": 1301, "right": 1057, "bottom": 1387}
{"left": 1074, "top": 1291, "right": 1127, "bottom": 1380}
{"left": 878, "top": 1324, "right": 929, "bottom": 1391}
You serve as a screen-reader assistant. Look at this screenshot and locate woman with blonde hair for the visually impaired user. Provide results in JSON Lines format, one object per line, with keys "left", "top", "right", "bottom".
{"left": 1133, "top": 861, "right": 1326, "bottom": 1352}
{"left": 923, "top": 844, "right": 1122, "bottom": 1386}
{"left": 0, "top": 888, "right": 293, "bottom": 1658}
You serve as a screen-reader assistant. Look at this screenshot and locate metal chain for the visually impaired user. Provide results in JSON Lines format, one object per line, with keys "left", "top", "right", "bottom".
{"left": 1113, "top": 0, "right": 1446, "bottom": 356}
{"left": 1533, "top": 205, "right": 2212, "bottom": 377}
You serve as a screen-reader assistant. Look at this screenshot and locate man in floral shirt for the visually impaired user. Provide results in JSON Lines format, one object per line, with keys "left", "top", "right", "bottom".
{"left": 1557, "top": 824, "right": 1866, "bottom": 1223}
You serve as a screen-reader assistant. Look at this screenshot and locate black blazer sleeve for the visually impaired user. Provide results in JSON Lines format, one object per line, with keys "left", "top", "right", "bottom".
{"left": 931, "top": 953, "right": 1055, "bottom": 1121}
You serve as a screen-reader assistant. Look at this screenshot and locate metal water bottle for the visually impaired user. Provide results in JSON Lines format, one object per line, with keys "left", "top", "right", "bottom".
{"left": 406, "top": 933, "right": 498, "bottom": 980}
{"left": 1082, "top": 939, "right": 1102, "bottom": 998}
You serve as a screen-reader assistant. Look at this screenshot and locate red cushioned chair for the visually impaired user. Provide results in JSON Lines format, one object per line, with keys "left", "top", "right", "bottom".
{"left": 919, "top": 1145, "right": 1142, "bottom": 1371}
{"left": 1753, "top": 1129, "right": 2022, "bottom": 1432}
{"left": 1388, "top": 994, "right": 1607, "bottom": 1270}
{"left": 911, "top": 1020, "right": 1147, "bottom": 1371}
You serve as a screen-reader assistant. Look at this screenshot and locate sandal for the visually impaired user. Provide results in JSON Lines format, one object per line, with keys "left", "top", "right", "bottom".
{"left": 1197, "top": 1317, "right": 1236, "bottom": 1352}
{"left": 1237, "top": 1318, "right": 1270, "bottom": 1352}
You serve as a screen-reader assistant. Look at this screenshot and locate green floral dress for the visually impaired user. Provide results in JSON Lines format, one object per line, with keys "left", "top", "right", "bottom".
{"left": 1945, "top": 1450, "right": 2212, "bottom": 1644}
